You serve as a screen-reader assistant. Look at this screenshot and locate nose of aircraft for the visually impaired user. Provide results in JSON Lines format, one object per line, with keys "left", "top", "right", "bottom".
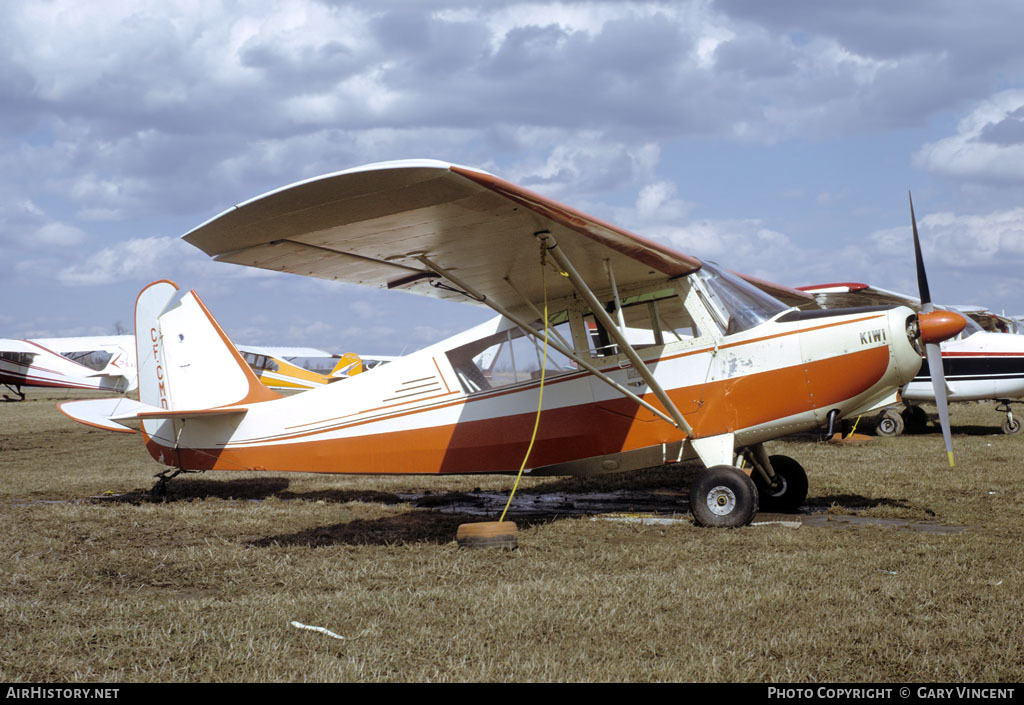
{"left": 918, "top": 309, "right": 966, "bottom": 344}
{"left": 890, "top": 307, "right": 927, "bottom": 387}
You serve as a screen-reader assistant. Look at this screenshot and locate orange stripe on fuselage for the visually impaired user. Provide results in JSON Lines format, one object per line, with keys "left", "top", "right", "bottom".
{"left": 144, "top": 345, "right": 891, "bottom": 475}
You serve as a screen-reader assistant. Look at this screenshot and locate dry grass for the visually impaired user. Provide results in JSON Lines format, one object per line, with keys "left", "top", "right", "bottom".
{"left": 1, "top": 390, "right": 1022, "bottom": 682}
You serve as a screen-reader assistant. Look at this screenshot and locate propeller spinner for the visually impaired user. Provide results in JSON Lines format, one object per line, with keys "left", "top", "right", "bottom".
{"left": 909, "top": 192, "right": 965, "bottom": 467}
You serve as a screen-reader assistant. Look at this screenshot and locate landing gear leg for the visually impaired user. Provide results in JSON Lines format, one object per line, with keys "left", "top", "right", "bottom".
{"left": 745, "top": 445, "right": 809, "bottom": 512}
{"left": 2, "top": 384, "right": 25, "bottom": 401}
{"left": 151, "top": 468, "right": 198, "bottom": 498}
{"left": 997, "top": 401, "right": 1021, "bottom": 435}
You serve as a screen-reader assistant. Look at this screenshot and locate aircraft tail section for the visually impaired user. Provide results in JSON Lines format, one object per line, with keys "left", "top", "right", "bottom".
{"left": 330, "top": 352, "right": 363, "bottom": 377}
{"left": 134, "top": 280, "right": 280, "bottom": 411}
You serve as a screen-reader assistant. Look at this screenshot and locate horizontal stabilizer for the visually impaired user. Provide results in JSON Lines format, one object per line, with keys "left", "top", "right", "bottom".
{"left": 59, "top": 398, "right": 247, "bottom": 433}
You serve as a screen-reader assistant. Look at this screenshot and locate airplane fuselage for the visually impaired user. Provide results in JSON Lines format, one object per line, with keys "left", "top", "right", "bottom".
{"left": 0, "top": 339, "right": 131, "bottom": 393}
{"left": 903, "top": 331, "right": 1024, "bottom": 402}
{"left": 140, "top": 305, "right": 923, "bottom": 476}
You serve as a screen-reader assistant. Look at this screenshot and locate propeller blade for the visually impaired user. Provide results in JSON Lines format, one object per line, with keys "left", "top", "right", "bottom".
{"left": 925, "top": 342, "right": 955, "bottom": 467}
{"left": 910, "top": 192, "right": 955, "bottom": 466}
{"left": 910, "top": 192, "right": 933, "bottom": 310}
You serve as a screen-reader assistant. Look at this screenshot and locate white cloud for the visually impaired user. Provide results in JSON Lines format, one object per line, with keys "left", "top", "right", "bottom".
{"left": 57, "top": 235, "right": 180, "bottom": 286}
{"left": 914, "top": 90, "right": 1024, "bottom": 182}
{"left": 35, "top": 221, "right": 86, "bottom": 247}
{"left": 349, "top": 300, "right": 376, "bottom": 320}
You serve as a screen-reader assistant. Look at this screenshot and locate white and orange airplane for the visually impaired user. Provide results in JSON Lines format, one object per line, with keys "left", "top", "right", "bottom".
{"left": 1, "top": 335, "right": 136, "bottom": 400}
{"left": 799, "top": 284, "right": 1024, "bottom": 435}
{"left": 59, "top": 161, "right": 964, "bottom": 527}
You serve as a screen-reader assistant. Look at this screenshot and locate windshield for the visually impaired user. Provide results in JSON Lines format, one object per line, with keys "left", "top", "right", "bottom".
{"left": 693, "top": 262, "right": 790, "bottom": 335}
{"left": 953, "top": 312, "right": 984, "bottom": 340}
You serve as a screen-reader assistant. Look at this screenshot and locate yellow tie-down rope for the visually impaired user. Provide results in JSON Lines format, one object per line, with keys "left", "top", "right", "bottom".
{"left": 498, "top": 246, "right": 553, "bottom": 523}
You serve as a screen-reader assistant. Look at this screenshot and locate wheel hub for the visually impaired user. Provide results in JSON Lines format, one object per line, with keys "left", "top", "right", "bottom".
{"left": 768, "top": 474, "right": 788, "bottom": 498}
{"left": 706, "top": 486, "right": 737, "bottom": 516}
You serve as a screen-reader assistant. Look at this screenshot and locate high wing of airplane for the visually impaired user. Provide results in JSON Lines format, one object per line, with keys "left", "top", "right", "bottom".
{"left": 59, "top": 161, "right": 964, "bottom": 527}
{"left": 1, "top": 335, "right": 137, "bottom": 400}
{"left": 799, "top": 283, "right": 1024, "bottom": 435}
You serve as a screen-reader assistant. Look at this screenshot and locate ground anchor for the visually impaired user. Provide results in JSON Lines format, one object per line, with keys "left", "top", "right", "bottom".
{"left": 456, "top": 521, "right": 518, "bottom": 549}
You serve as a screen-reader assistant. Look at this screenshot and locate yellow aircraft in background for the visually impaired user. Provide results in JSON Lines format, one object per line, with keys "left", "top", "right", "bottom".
{"left": 238, "top": 347, "right": 393, "bottom": 391}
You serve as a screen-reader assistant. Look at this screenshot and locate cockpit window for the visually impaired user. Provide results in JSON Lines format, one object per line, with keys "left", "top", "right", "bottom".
{"left": 953, "top": 313, "right": 984, "bottom": 340}
{"left": 0, "top": 351, "right": 36, "bottom": 366}
{"left": 63, "top": 350, "right": 114, "bottom": 371}
{"left": 691, "top": 262, "right": 790, "bottom": 335}
{"left": 445, "top": 313, "right": 575, "bottom": 394}
{"left": 242, "top": 352, "right": 279, "bottom": 373}
{"left": 582, "top": 290, "right": 698, "bottom": 358}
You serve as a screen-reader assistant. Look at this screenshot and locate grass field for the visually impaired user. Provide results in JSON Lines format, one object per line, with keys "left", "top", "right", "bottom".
{"left": 2, "top": 390, "right": 1022, "bottom": 682}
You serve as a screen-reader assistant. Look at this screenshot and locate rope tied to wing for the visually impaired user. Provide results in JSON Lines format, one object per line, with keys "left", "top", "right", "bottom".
{"left": 498, "top": 240, "right": 552, "bottom": 523}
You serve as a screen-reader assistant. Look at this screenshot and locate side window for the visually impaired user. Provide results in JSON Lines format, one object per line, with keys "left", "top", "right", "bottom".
{"left": 445, "top": 314, "right": 575, "bottom": 394}
{"left": 0, "top": 351, "right": 36, "bottom": 366}
{"left": 583, "top": 293, "right": 698, "bottom": 358}
{"left": 63, "top": 350, "right": 114, "bottom": 371}
{"left": 242, "top": 352, "right": 278, "bottom": 373}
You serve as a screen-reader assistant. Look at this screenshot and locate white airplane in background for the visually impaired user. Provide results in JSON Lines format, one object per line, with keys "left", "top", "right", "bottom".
{"left": 60, "top": 161, "right": 964, "bottom": 527}
{"left": 956, "top": 307, "right": 1023, "bottom": 335}
{"left": 1, "top": 335, "right": 136, "bottom": 400}
{"left": 1, "top": 335, "right": 382, "bottom": 399}
{"left": 799, "top": 283, "right": 1024, "bottom": 435}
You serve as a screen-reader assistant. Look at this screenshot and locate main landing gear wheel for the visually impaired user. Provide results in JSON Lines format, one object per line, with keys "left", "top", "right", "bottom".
{"left": 997, "top": 402, "right": 1021, "bottom": 435}
{"left": 901, "top": 405, "right": 929, "bottom": 433}
{"left": 875, "top": 408, "right": 904, "bottom": 437}
{"left": 752, "top": 455, "right": 808, "bottom": 513}
{"left": 690, "top": 465, "right": 758, "bottom": 528}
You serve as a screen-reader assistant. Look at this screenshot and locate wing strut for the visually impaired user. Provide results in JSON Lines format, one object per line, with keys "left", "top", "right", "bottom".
{"left": 536, "top": 232, "right": 695, "bottom": 439}
{"left": 413, "top": 254, "right": 680, "bottom": 428}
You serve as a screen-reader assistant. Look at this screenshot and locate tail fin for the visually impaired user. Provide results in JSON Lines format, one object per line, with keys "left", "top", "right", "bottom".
{"left": 330, "top": 352, "right": 363, "bottom": 377}
{"left": 135, "top": 280, "right": 280, "bottom": 411}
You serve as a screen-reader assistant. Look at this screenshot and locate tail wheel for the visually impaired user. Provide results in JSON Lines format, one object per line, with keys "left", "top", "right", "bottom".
{"left": 875, "top": 409, "right": 904, "bottom": 437}
{"left": 753, "top": 455, "right": 808, "bottom": 513}
{"left": 690, "top": 465, "right": 758, "bottom": 528}
{"left": 1003, "top": 416, "right": 1022, "bottom": 435}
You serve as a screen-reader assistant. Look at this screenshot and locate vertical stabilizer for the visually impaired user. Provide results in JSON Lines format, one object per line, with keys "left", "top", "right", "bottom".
{"left": 331, "top": 352, "right": 363, "bottom": 377}
{"left": 135, "top": 280, "right": 180, "bottom": 409}
{"left": 135, "top": 281, "right": 280, "bottom": 412}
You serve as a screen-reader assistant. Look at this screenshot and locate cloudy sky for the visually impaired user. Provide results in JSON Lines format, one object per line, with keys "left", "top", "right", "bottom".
{"left": 3, "top": 0, "right": 1023, "bottom": 354}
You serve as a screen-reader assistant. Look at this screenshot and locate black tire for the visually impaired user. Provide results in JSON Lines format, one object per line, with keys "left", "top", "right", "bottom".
{"left": 1003, "top": 416, "right": 1022, "bottom": 435}
{"left": 875, "top": 409, "right": 904, "bottom": 437}
{"left": 753, "top": 455, "right": 809, "bottom": 513}
{"left": 690, "top": 465, "right": 758, "bottom": 528}
{"left": 901, "top": 405, "right": 929, "bottom": 432}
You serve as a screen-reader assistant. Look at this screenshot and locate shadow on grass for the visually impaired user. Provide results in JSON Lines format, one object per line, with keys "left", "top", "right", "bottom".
{"left": 94, "top": 464, "right": 701, "bottom": 506}
{"left": 248, "top": 511, "right": 558, "bottom": 547}
{"left": 782, "top": 422, "right": 1005, "bottom": 443}
{"left": 95, "top": 477, "right": 294, "bottom": 504}
{"left": 806, "top": 493, "right": 935, "bottom": 516}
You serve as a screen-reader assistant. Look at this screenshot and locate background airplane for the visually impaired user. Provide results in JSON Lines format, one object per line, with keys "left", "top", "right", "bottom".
{"left": 60, "top": 160, "right": 963, "bottom": 528}
{"left": 1, "top": 335, "right": 136, "bottom": 400}
{"left": 798, "top": 282, "right": 1024, "bottom": 435}
{"left": 2, "top": 336, "right": 382, "bottom": 399}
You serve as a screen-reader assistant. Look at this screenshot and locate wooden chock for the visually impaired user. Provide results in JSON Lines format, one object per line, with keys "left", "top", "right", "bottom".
{"left": 456, "top": 521, "right": 518, "bottom": 550}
